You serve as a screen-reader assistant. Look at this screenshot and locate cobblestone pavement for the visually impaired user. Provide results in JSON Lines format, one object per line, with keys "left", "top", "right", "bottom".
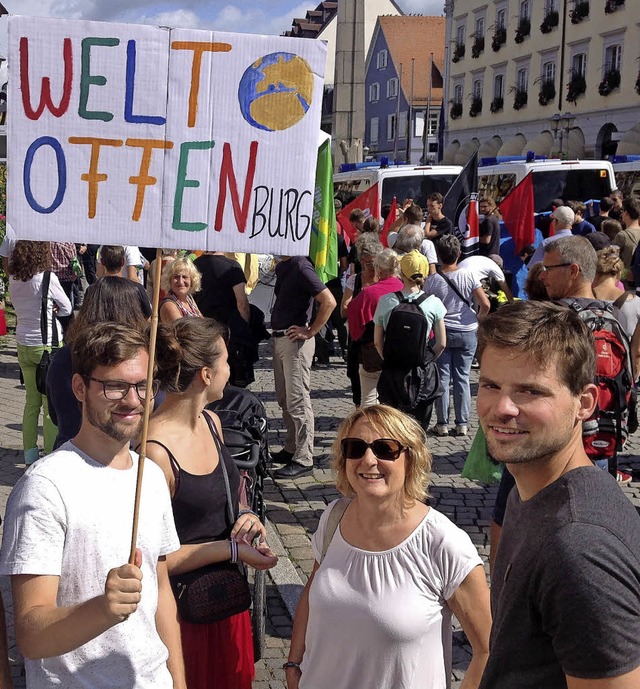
{"left": 1, "top": 332, "right": 640, "bottom": 688}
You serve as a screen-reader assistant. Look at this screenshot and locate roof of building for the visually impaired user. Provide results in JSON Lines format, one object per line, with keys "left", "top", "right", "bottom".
{"left": 376, "top": 15, "right": 445, "bottom": 105}
{"left": 284, "top": 1, "right": 338, "bottom": 38}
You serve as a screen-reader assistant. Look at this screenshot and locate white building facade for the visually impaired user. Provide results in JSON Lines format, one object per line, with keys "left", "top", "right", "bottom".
{"left": 442, "top": 0, "right": 640, "bottom": 164}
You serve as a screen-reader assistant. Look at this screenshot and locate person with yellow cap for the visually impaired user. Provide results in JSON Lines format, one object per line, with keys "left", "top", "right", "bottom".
{"left": 372, "top": 250, "right": 447, "bottom": 430}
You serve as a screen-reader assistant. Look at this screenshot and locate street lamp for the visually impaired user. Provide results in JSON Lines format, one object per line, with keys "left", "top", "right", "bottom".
{"left": 549, "top": 112, "right": 576, "bottom": 158}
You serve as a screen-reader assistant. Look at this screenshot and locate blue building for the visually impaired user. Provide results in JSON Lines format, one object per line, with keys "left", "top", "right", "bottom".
{"left": 365, "top": 15, "right": 445, "bottom": 164}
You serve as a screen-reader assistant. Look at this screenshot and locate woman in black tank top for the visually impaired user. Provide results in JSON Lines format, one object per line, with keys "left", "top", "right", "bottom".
{"left": 146, "top": 317, "right": 277, "bottom": 689}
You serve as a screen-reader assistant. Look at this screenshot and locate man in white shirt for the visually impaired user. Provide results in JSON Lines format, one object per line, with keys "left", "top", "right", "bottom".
{"left": 459, "top": 254, "right": 513, "bottom": 302}
{"left": 0, "top": 323, "right": 185, "bottom": 689}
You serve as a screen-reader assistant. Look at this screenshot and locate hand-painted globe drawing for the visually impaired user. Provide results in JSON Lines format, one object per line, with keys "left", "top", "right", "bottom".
{"left": 238, "top": 52, "right": 313, "bottom": 132}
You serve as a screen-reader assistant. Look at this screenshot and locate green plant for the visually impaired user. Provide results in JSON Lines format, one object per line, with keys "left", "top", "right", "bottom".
{"left": 450, "top": 102, "right": 463, "bottom": 120}
{"left": 540, "top": 10, "right": 559, "bottom": 33}
{"left": 570, "top": 1, "right": 590, "bottom": 23}
{"left": 469, "top": 96, "right": 483, "bottom": 117}
{"left": 492, "top": 27, "right": 507, "bottom": 51}
{"left": 513, "top": 88, "right": 528, "bottom": 110}
{"left": 452, "top": 42, "right": 465, "bottom": 63}
{"left": 538, "top": 79, "right": 556, "bottom": 105}
{"left": 598, "top": 69, "right": 621, "bottom": 96}
{"left": 567, "top": 72, "right": 587, "bottom": 103}
{"left": 471, "top": 34, "right": 485, "bottom": 58}
{"left": 515, "top": 17, "right": 531, "bottom": 43}
{"left": 490, "top": 97, "right": 504, "bottom": 113}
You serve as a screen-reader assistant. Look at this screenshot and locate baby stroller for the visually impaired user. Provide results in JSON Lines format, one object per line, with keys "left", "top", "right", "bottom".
{"left": 207, "top": 384, "right": 270, "bottom": 661}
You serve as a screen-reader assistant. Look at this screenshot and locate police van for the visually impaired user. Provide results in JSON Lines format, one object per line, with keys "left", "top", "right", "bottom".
{"left": 478, "top": 157, "right": 616, "bottom": 213}
{"left": 333, "top": 162, "right": 462, "bottom": 216}
{"left": 611, "top": 155, "right": 640, "bottom": 201}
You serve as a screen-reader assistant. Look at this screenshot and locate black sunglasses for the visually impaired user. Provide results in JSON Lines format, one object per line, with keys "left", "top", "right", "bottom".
{"left": 341, "top": 437, "right": 405, "bottom": 461}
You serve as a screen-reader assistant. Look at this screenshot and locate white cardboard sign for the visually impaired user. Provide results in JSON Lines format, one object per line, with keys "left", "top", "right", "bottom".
{"left": 8, "top": 16, "right": 327, "bottom": 254}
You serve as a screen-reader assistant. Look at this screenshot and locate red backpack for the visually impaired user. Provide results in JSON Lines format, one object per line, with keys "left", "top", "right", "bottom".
{"left": 569, "top": 300, "right": 636, "bottom": 473}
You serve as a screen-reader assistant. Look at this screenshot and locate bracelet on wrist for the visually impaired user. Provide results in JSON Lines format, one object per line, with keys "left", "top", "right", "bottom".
{"left": 283, "top": 661, "right": 301, "bottom": 670}
{"left": 229, "top": 538, "right": 238, "bottom": 564}
{"left": 237, "top": 508, "right": 259, "bottom": 520}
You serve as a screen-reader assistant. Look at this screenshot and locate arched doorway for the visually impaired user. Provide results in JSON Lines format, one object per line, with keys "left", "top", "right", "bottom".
{"left": 596, "top": 123, "right": 618, "bottom": 158}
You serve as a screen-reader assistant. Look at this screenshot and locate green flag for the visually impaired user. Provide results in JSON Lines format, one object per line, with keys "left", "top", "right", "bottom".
{"left": 309, "top": 139, "right": 338, "bottom": 284}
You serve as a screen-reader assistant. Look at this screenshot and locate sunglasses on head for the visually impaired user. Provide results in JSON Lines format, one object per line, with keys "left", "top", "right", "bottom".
{"left": 341, "top": 437, "right": 405, "bottom": 461}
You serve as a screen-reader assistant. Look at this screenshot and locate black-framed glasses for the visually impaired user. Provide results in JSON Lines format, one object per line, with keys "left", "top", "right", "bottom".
{"left": 84, "top": 377, "right": 159, "bottom": 401}
{"left": 341, "top": 437, "right": 405, "bottom": 461}
{"left": 540, "top": 263, "right": 573, "bottom": 272}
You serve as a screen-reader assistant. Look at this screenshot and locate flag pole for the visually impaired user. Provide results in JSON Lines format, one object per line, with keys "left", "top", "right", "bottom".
{"left": 129, "top": 246, "right": 163, "bottom": 564}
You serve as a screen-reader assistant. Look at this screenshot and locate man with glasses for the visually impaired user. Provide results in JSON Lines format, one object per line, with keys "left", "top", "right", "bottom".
{"left": 527, "top": 205, "right": 575, "bottom": 268}
{"left": 0, "top": 322, "right": 185, "bottom": 689}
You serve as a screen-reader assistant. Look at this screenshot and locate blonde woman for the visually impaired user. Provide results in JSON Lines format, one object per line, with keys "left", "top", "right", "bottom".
{"left": 593, "top": 246, "right": 640, "bottom": 378}
{"left": 159, "top": 257, "right": 203, "bottom": 323}
{"left": 286, "top": 405, "right": 491, "bottom": 689}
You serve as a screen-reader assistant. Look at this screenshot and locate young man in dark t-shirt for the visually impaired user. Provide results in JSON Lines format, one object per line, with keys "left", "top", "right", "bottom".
{"left": 478, "top": 197, "right": 501, "bottom": 257}
{"left": 193, "top": 252, "right": 248, "bottom": 324}
{"left": 477, "top": 301, "right": 640, "bottom": 689}
{"left": 424, "top": 192, "right": 453, "bottom": 254}
{"left": 270, "top": 257, "right": 336, "bottom": 479}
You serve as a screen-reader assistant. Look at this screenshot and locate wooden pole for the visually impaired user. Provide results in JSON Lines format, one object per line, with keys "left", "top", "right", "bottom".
{"left": 129, "top": 246, "right": 163, "bottom": 564}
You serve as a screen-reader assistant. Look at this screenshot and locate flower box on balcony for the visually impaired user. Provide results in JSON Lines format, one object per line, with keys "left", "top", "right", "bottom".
{"left": 540, "top": 10, "right": 559, "bottom": 33}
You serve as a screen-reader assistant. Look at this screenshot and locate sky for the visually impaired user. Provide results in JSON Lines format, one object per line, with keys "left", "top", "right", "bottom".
{"left": 0, "top": 0, "right": 444, "bottom": 56}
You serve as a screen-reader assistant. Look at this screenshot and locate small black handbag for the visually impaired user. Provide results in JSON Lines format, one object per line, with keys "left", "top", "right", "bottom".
{"left": 169, "top": 414, "right": 251, "bottom": 624}
{"left": 35, "top": 272, "right": 59, "bottom": 395}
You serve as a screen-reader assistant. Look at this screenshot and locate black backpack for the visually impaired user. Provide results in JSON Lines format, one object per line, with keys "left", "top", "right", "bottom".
{"left": 383, "top": 291, "right": 430, "bottom": 368}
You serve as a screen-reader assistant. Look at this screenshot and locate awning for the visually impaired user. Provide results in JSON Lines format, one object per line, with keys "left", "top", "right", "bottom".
{"left": 477, "top": 135, "right": 503, "bottom": 159}
{"left": 497, "top": 134, "right": 527, "bottom": 156}
{"left": 454, "top": 138, "right": 480, "bottom": 165}
{"left": 617, "top": 123, "right": 640, "bottom": 155}
{"left": 442, "top": 140, "right": 460, "bottom": 165}
{"left": 521, "top": 131, "right": 553, "bottom": 157}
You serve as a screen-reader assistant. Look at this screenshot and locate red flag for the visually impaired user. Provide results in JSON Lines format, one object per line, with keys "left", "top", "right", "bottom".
{"left": 337, "top": 183, "right": 380, "bottom": 243}
{"left": 498, "top": 173, "right": 535, "bottom": 254}
{"left": 380, "top": 196, "right": 397, "bottom": 248}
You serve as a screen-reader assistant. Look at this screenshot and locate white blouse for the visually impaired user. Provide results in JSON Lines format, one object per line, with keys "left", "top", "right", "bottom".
{"left": 10, "top": 272, "right": 72, "bottom": 347}
{"left": 300, "top": 501, "right": 482, "bottom": 689}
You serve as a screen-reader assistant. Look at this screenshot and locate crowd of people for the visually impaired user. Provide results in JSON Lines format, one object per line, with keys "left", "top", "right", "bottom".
{"left": 0, "top": 184, "right": 639, "bottom": 689}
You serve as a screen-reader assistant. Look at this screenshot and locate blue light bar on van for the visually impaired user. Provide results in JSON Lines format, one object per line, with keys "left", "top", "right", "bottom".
{"left": 479, "top": 154, "right": 548, "bottom": 167}
{"left": 611, "top": 155, "right": 640, "bottom": 163}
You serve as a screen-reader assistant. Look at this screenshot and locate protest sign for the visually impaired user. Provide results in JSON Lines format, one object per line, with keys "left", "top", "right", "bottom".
{"left": 8, "top": 16, "right": 327, "bottom": 255}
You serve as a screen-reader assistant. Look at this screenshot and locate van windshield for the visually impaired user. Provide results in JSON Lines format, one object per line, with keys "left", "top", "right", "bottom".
{"left": 532, "top": 169, "right": 613, "bottom": 212}
{"left": 381, "top": 174, "right": 458, "bottom": 209}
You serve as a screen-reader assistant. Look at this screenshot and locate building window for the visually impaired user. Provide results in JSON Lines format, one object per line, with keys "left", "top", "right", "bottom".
{"left": 572, "top": 52, "right": 587, "bottom": 78}
{"left": 370, "top": 117, "right": 379, "bottom": 144}
{"left": 604, "top": 44, "right": 622, "bottom": 73}
{"left": 475, "top": 17, "right": 485, "bottom": 37}
{"left": 377, "top": 50, "right": 388, "bottom": 69}
{"left": 369, "top": 83, "right": 380, "bottom": 102}
{"left": 545, "top": 0, "right": 558, "bottom": 11}
{"left": 496, "top": 8, "right": 507, "bottom": 29}
{"left": 427, "top": 110, "right": 439, "bottom": 135}
{"left": 473, "top": 78, "right": 483, "bottom": 98}
{"left": 543, "top": 61, "right": 556, "bottom": 83}
{"left": 494, "top": 74, "right": 504, "bottom": 99}
{"left": 387, "top": 113, "right": 396, "bottom": 141}
{"left": 600, "top": 44, "right": 622, "bottom": 96}
{"left": 520, "top": 0, "right": 531, "bottom": 19}
{"left": 398, "top": 111, "right": 407, "bottom": 140}
{"left": 454, "top": 83, "right": 463, "bottom": 105}
{"left": 517, "top": 67, "right": 528, "bottom": 91}
{"left": 387, "top": 77, "right": 398, "bottom": 98}
{"left": 568, "top": 51, "right": 588, "bottom": 103}
{"left": 456, "top": 24, "right": 466, "bottom": 46}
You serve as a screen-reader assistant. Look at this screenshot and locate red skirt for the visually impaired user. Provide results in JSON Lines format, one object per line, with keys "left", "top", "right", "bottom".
{"left": 179, "top": 610, "right": 254, "bottom": 689}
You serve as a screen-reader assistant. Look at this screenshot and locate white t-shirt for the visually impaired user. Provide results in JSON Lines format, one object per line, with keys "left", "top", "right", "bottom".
{"left": 0, "top": 224, "right": 16, "bottom": 259}
{"left": 459, "top": 255, "right": 505, "bottom": 284}
{"left": 0, "top": 444, "right": 180, "bottom": 689}
{"left": 9, "top": 272, "right": 72, "bottom": 346}
{"left": 439, "top": 268, "right": 482, "bottom": 331}
{"left": 300, "top": 501, "right": 482, "bottom": 689}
